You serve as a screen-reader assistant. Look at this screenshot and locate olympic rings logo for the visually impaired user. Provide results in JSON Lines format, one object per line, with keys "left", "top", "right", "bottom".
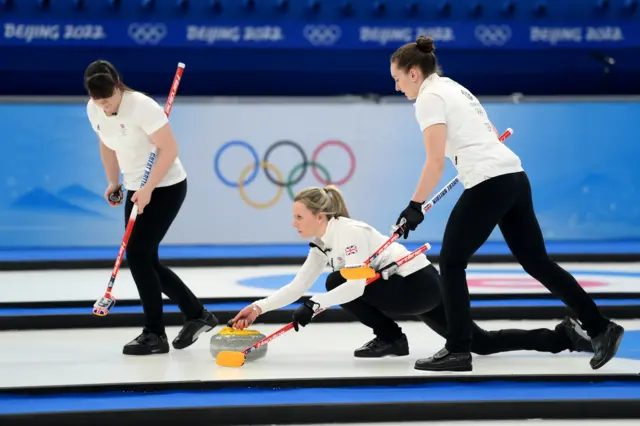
{"left": 303, "top": 25, "right": 342, "bottom": 46}
{"left": 474, "top": 25, "right": 512, "bottom": 46}
{"left": 127, "top": 23, "right": 167, "bottom": 45}
{"left": 213, "top": 140, "right": 356, "bottom": 209}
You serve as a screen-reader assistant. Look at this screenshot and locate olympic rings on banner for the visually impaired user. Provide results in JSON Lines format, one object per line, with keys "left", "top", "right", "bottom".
{"left": 312, "top": 140, "right": 356, "bottom": 185}
{"left": 286, "top": 161, "right": 331, "bottom": 201}
{"left": 238, "top": 161, "right": 285, "bottom": 209}
{"left": 213, "top": 139, "right": 356, "bottom": 209}
{"left": 214, "top": 140, "right": 260, "bottom": 188}
{"left": 263, "top": 140, "right": 308, "bottom": 187}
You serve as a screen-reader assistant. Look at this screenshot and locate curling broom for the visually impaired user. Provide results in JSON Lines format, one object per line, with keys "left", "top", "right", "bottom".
{"left": 93, "top": 62, "right": 186, "bottom": 316}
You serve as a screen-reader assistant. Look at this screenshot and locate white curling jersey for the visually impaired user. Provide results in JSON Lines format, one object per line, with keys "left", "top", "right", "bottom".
{"left": 252, "top": 216, "right": 432, "bottom": 314}
{"left": 311, "top": 216, "right": 430, "bottom": 276}
{"left": 87, "top": 91, "right": 187, "bottom": 191}
{"left": 414, "top": 73, "right": 523, "bottom": 189}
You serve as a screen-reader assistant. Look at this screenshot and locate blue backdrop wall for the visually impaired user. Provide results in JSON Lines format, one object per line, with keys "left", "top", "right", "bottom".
{"left": 1, "top": 0, "right": 639, "bottom": 262}
{"left": 0, "top": 97, "right": 638, "bottom": 262}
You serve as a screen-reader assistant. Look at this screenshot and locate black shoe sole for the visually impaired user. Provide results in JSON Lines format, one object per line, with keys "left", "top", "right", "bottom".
{"left": 354, "top": 350, "right": 409, "bottom": 358}
{"left": 414, "top": 362, "right": 473, "bottom": 372}
{"left": 590, "top": 325, "right": 624, "bottom": 370}
{"left": 123, "top": 345, "right": 170, "bottom": 356}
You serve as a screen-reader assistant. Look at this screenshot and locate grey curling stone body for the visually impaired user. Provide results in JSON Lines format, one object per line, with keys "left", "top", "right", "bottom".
{"left": 210, "top": 326, "right": 268, "bottom": 361}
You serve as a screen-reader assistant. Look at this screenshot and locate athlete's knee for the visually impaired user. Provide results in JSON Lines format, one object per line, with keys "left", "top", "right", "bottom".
{"left": 126, "top": 241, "right": 155, "bottom": 271}
{"left": 439, "top": 234, "right": 471, "bottom": 263}
{"left": 438, "top": 248, "right": 469, "bottom": 275}
{"left": 325, "top": 271, "right": 347, "bottom": 291}
{"left": 518, "top": 253, "right": 556, "bottom": 277}
{"left": 470, "top": 329, "right": 497, "bottom": 355}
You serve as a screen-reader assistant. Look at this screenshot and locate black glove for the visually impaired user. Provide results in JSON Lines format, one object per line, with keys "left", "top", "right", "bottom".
{"left": 395, "top": 200, "right": 424, "bottom": 239}
{"left": 292, "top": 299, "right": 319, "bottom": 331}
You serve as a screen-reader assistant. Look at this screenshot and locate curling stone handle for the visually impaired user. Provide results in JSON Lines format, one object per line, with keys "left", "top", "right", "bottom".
{"left": 227, "top": 319, "right": 234, "bottom": 327}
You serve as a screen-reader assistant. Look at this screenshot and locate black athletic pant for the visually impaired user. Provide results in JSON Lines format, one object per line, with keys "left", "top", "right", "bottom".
{"left": 325, "top": 266, "right": 574, "bottom": 355}
{"left": 439, "top": 171, "right": 610, "bottom": 353}
{"left": 125, "top": 178, "right": 203, "bottom": 335}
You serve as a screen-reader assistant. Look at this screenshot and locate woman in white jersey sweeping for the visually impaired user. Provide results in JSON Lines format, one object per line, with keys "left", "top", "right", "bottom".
{"left": 229, "top": 185, "right": 593, "bottom": 361}
{"left": 390, "top": 36, "right": 623, "bottom": 372}
{"left": 84, "top": 60, "right": 217, "bottom": 355}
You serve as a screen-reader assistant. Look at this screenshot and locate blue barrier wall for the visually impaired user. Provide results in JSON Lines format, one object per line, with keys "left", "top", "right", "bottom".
{"left": 0, "top": 97, "right": 638, "bottom": 262}
{"left": 1, "top": 0, "right": 639, "bottom": 96}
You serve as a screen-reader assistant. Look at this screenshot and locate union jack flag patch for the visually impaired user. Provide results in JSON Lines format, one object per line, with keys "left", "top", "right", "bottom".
{"left": 345, "top": 245, "right": 358, "bottom": 256}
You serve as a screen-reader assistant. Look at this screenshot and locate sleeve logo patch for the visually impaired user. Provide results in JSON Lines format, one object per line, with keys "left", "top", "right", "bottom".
{"left": 345, "top": 245, "right": 358, "bottom": 256}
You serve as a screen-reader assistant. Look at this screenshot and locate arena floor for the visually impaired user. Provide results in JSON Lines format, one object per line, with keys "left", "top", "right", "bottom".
{"left": 0, "top": 262, "right": 639, "bottom": 425}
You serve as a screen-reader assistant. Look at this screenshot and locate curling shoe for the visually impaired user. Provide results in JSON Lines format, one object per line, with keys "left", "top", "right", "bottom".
{"left": 172, "top": 308, "right": 218, "bottom": 350}
{"left": 414, "top": 347, "right": 472, "bottom": 372}
{"left": 590, "top": 321, "right": 624, "bottom": 370}
{"left": 354, "top": 334, "right": 409, "bottom": 358}
{"left": 556, "top": 317, "right": 593, "bottom": 353}
{"left": 123, "top": 329, "right": 169, "bottom": 356}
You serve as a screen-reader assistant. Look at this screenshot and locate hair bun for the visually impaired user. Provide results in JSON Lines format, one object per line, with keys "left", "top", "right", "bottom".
{"left": 86, "top": 73, "right": 114, "bottom": 87}
{"left": 416, "top": 35, "right": 435, "bottom": 54}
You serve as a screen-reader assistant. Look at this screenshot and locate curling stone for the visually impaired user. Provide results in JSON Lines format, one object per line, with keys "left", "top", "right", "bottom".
{"left": 210, "top": 321, "right": 268, "bottom": 362}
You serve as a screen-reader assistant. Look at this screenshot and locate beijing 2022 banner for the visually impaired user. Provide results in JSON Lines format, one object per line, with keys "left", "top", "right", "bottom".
{"left": 0, "top": 19, "right": 637, "bottom": 49}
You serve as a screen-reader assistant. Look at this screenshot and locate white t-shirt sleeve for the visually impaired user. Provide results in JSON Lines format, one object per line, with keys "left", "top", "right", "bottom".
{"left": 310, "top": 226, "right": 370, "bottom": 310}
{"left": 253, "top": 247, "right": 327, "bottom": 314}
{"left": 86, "top": 102, "right": 99, "bottom": 133}
{"left": 415, "top": 93, "right": 447, "bottom": 132}
{"left": 134, "top": 94, "right": 169, "bottom": 135}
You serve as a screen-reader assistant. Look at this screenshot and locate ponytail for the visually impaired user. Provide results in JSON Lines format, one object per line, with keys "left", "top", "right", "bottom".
{"left": 293, "top": 185, "right": 350, "bottom": 219}
{"left": 323, "top": 185, "right": 349, "bottom": 218}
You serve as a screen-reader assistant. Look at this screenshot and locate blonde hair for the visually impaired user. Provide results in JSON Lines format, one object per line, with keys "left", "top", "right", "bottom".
{"left": 294, "top": 185, "right": 349, "bottom": 219}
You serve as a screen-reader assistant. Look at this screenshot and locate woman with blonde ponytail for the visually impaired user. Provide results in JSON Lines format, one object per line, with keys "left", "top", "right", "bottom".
{"left": 230, "top": 186, "right": 595, "bottom": 363}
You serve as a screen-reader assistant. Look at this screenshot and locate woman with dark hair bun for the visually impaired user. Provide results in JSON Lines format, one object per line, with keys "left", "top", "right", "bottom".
{"left": 389, "top": 36, "right": 623, "bottom": 372}
{"left": 85, "top": 59, "right": 217, "bottom": 356}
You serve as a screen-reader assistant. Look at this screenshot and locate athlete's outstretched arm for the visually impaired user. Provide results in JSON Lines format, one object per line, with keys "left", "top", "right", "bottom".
{"left": 252, "top": 248, "right": 327, "bottom": 314}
